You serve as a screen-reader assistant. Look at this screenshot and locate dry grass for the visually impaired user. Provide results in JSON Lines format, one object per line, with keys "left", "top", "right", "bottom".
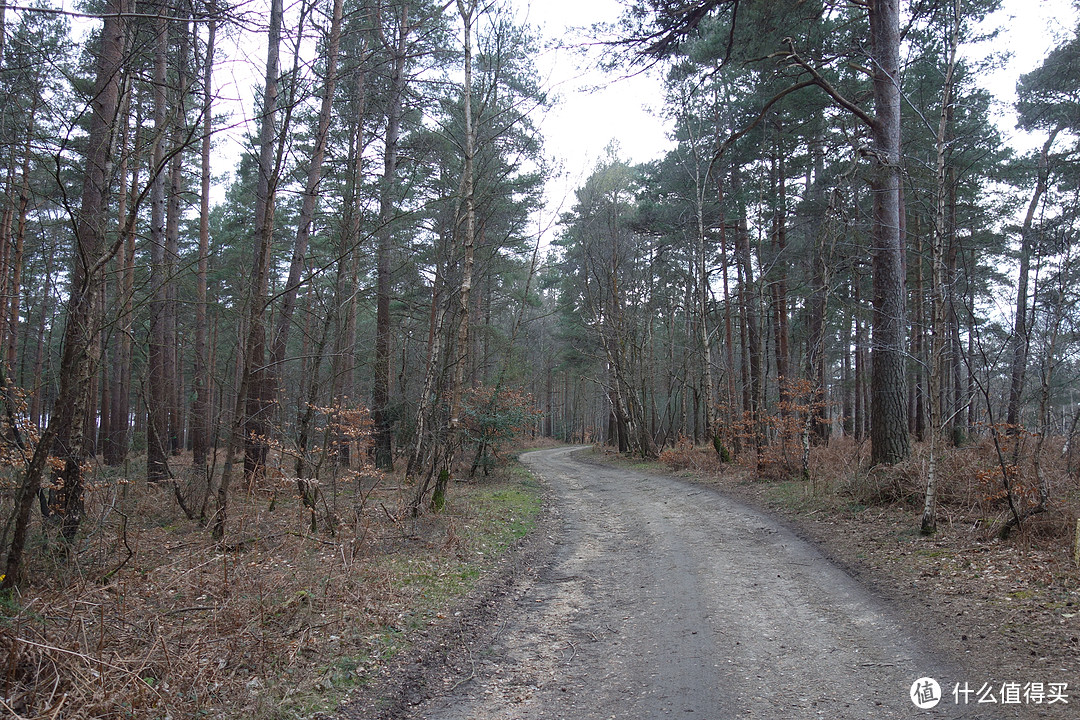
{"left": 647, "top": 429, "right": 1080, "bottom": 545}
{"left": 0, "top": 451, "right": 543, "bottom": 719}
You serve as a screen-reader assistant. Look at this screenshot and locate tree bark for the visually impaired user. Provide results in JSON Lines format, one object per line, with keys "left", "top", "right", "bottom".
{"left": 192, "top": 18, "right": 215, "bottom": 469}
{"left": 3, "top": 0, "right": 127, "bottom": 585}
{"left": 868, "top": 0, "right": 910, "bottom": 466}
{"left": 373, "top": 1, "right": 410, "bottom": 471}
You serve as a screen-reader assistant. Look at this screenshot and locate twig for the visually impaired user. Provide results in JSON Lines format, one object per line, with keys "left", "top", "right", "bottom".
{"left": 12, "top": 636, "right": 133, "bottom": 674}
{"left": 286, "top": 530, "right": 340, "bottom": 547}
{"left": 162, "top": 606, "right": 216, "bottom": 617}
{"left": 0, "top": 697, "right": 29, "bottom": 720}
{"left": 448, "top": 622, "right": 477, "bottom": 692}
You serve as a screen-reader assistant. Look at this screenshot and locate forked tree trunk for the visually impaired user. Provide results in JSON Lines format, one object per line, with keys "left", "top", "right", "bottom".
{"left": 1006, "top": 127, "right": 1059, "bottom": 432}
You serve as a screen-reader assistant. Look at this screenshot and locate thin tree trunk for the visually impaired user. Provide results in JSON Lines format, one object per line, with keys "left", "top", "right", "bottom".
{"left": 771, "top": 145, "right": 789, "bottom": 405}
{"left": 192, "top": 18, "right": 215, "bottom": 469}
{"left": 269, "top": 0, "right": 344, "bottom": 413}
{"left": 6, "top": 112, "right": 33, "bottom": 373}
{"left": 922, "top": 2, "right": 959, "bottom": 534}
{"left": 147, "top": 9, "right": 170, "bottom": 482}
{"left": 695, "top": 160, "right": 716, "bottom": 445}
{"left": 164, "top": 13, "right": 190, "bottom": 456}
{"left": 1006, "top": 127, "right": 1059, "bottom": 431}
{"left": 373, "top": 4, "right": 409, "bottom": 471}
{"left": 216, "top": 0, "right": 283, "bottom": 540}
{"left": 432, "top": 0, "right": 478, "bottom": 509}
{"left": 732, "top": 168, "right": 762, "bottom": 461}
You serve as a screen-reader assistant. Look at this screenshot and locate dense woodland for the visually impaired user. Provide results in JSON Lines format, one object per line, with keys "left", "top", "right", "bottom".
{"left": 0, "top": 0, "right": 1079, "bottom": 588}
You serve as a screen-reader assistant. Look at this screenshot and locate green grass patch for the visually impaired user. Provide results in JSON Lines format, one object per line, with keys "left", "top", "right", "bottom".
{"left": 763, "top": 480, "right": 826, "bottom": 513}
{"left": 209, "top": 461, "right": 544, "bottom": 720}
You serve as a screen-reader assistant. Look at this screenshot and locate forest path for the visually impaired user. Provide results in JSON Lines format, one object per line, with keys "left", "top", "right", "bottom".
{"left": 402, "top": 446, "right": 978, "bottom": 719}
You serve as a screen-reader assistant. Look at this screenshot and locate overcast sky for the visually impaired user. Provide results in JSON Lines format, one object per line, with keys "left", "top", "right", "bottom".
{"left": 519, "top": 0, "right": 1078, "bottom": 221}
{"left": 516, "top": 0, "right": 672, "bottom": 220}
{"left": 204, "top": 0, "right": 1076, "bottom": 219}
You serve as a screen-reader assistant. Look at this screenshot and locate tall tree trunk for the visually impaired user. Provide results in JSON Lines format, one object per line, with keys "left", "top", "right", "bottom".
{"left": 269, "top": 0, "right": 344, "bottom": 415}
{"left": 147, "top": 9, "right": 170, "bottom": 482}
{"left": 373, "top": 2, "right": 410, "bottom": 471}
{"left": 28, "top": 269, "right": 51, "bottom": 429}
{"left": 216, "top": 0, "right": 283, "bottom": 540}
{"left": 868, "top": 0, "right": 910, "bottom": 466}
{"left": 805, "top": 150, "right": 831, "bottom": 445}
{"left": 1006, "top": 127, "right": 1059, "bottom": 431}
{"left": 695, "top": 167, "right": 716, "bottom": 446}
{"left": 853, "top": 260, "right": 867, "bottom": 442}
{"left": 164, "top": 13, "right": 190, "bottom": 456}
{"left": 192, "top": 18, "right": 215, "bottom": 469}
{"left": 771, "top": 144, "right": 789, "bottom": 405}
{"left": 947, "top": 156, "right": 964, "bottom": 444}
{"left": 105, "top": 101, "right": 140, "bottom": 466}
{"left": 732, "top": 170, "right": 762, "bottom": 461}
{"left": 6, "top": 112, "right": 33, "bottom": 372}
{"left": 242, "top": 0, "right": 284, "bottom": 483}
{"left": 3, "top": 0, "right": 127, "bottom": 585}
{"left": 922, "top": 2, "right": 959, "bottom": 535}
{"left": 327, "top": 36, "right": 370, "bottom": 468}
{"left": 911, "top": 220, "right": 926, "bottom": 441}
{"left": 432, "top": 0, "right": 478, "bottom": 510}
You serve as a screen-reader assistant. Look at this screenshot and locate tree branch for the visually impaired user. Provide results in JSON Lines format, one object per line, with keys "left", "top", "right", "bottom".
{"left": 713, "top": 79, "right": 817, "bottom": 160}
{"left": 783, "top": 38, "right": 875, "bottom": 129}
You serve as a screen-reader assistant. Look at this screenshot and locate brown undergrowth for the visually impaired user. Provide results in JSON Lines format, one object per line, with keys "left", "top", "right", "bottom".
{"left": 0, "top": 450, "right": 543, "bottom": 719}
{"left": 609, "top": 434, "right": 1080, "bottom": 691}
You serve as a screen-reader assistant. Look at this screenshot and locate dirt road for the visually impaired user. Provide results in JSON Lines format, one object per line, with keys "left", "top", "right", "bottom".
{"left": 395, "top": 447, "right": 1005, "bottom": 719}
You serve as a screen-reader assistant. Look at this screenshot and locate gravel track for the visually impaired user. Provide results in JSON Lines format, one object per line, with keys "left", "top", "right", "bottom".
{"left": 365, "top": 446, "right": 1040, "bottom": 719}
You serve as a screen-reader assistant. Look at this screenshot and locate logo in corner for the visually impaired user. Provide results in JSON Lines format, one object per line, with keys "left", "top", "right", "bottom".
{"left": 911, "top": 677, "right": 942, "bottom": 709}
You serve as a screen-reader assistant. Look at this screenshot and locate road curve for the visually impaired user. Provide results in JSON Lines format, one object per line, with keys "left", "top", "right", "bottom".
{"left": 406, "top": 446, "right": 974, "bottom": 719}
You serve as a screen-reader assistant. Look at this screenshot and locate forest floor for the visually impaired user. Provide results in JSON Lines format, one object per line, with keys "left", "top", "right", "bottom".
{"left": 7, "top": 438, "right": 1075, "bottom": 718}
{"left": 0, "top": 443, "right": 552, "bottom": 720}
{"left": 340, "top": 443, "right": 1080, "bottom": 720}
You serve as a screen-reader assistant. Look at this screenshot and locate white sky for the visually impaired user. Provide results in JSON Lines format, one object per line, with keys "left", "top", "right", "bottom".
{"left": 969, "top": 0, "right": 1076, "bottom": 152}
{"left": 202, "top": 0, "right": 1075, "bottom": 222}
{"left": 514, "top": 0, "right": 674, "bottom": 221}
{"left": 518, "top": 0, "right": 1079, "bottom": 210}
